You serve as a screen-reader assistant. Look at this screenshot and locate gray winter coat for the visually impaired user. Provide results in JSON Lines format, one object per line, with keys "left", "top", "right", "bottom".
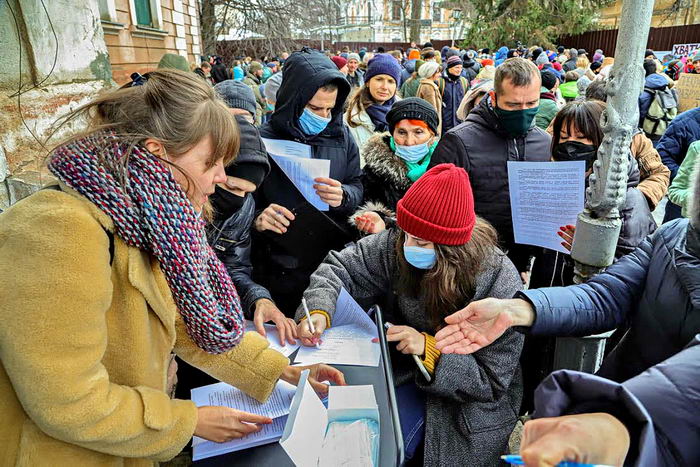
{"left": 296, "top": 229, "right": 524, "bottom": 466}
{"left": 206, "top": 194, "right": 272, "bottom": 317}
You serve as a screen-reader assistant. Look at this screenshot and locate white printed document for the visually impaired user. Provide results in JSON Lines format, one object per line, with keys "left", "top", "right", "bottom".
{"left": 294, "top": 287, "right": 380, "bottom": 367}
{"left": 262, "top": 138, "right": 312, "bottom": 159}
{"left": 262, "top": 138, "right": 330, "bottom": 211}
{"left": 190, "top": 380, "right": 296, "bottom": 460}
{"left": 508, "top": 161, "right": 585, "bottom": 254}
{"left": 245, "top": 320, "right": 299, "bottom": 357}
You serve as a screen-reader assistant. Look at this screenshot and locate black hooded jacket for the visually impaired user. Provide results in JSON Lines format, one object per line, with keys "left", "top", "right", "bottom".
{"left": 429, "top": 96, "right": 551, "bottom": 272}
{"left": 257, "top": 48, "right": 362, "bottom": 221}
{"left": 253, "top": 48, "right": 363, "bottom": 313}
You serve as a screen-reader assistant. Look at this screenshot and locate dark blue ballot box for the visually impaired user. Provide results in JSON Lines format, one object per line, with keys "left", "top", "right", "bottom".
{"left": 194, "top": 305, "right": 404, "bottom": 467}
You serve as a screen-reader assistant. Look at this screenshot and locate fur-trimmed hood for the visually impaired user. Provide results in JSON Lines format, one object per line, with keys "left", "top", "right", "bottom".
{"left": 362, "top": 132, "right": 412, "bottom": 191}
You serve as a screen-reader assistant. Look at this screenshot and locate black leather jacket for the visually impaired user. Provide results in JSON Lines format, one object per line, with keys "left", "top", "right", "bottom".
{"left": 206, "top": 194, "right": 271, "bottom": 318}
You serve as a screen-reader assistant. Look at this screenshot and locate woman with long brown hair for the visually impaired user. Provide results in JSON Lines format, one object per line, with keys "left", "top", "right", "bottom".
{"left": 345, "top": 53, "right": 403, "bottom": 166}
{"left": 295, "top": 164, "right": 524, "bottom": 466}
{"left": 0, "top": 69, "right": 342, "bottom": 465}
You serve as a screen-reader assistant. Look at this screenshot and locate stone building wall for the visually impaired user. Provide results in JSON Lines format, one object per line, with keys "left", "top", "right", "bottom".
{"left": 0, "top": 0, "right": 112, "bottom": 210}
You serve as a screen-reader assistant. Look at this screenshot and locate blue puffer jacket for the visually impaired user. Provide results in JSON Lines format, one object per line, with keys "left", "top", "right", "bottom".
{"left": 533, "top": 333, "right": 700, "bottom": 466}
{"left": 521, "top": 218, "right": 700, "bottom": 384}
{"left": 656, "top": 106, "right": 700, "bottom": 179}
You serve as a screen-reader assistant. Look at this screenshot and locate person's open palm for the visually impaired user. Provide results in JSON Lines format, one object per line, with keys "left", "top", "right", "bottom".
{"left": 434, "top": 298, "right": 514, "bottom": 354}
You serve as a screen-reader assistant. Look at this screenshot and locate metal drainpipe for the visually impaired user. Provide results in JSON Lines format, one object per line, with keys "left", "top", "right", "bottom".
{"left": 552, "top": 0, "right": 656, "bottom": 376}
{"left": 570, "top": 0, "right": 656, "bottom": 284}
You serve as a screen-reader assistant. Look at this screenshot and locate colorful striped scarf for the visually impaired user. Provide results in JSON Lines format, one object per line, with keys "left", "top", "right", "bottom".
{"left": 48, "top": 132, "right": 244, "bottom": 354}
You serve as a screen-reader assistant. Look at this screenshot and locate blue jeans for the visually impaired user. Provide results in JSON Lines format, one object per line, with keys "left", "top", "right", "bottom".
{"left": 396, "top": 383, "right": 426, "bottom": 461}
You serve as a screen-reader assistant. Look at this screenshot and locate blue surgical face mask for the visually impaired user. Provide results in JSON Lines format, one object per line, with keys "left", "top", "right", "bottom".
{"left": 298, "top": 107, "right": 331, "bottom": 136}
{"left": 395, "top": 141, "right": 429, "bottom": 163}
{"left": 403, "top": 245, "right": 437, "bottom": 269}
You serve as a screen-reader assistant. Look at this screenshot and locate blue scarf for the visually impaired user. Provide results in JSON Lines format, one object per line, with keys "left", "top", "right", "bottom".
{"left": 365, "top": 96, "right": 396, "bottom": 132}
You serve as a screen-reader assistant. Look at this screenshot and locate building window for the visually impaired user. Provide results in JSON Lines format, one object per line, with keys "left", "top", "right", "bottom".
{"left": 128, "top": 0, "right": 163, "bottom": 30}
{"left": 432, "top": 4, "right": 441, "bottom": 22}
{"left": 97, "top": 0, "right": 118, "bottom": 22}
{"left": 134, "top": 0, "right": 153, "bottom": 26}
{"left": 392, "top": 0, "right": 402, "bottom": 21}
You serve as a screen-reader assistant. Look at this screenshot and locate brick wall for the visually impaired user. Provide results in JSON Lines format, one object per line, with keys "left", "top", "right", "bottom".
{"left": 101, "top": 0, "right": 203, "bottom": 85}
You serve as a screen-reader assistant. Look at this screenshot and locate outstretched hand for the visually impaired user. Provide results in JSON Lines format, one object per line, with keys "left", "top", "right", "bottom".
{"left": 435, "top": 298, "right": 533, "bottom": 354}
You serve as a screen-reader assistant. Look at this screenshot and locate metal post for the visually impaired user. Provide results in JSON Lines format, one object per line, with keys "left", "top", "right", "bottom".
{"left": 570, "top": 0, "right": 656, "bottom": 283}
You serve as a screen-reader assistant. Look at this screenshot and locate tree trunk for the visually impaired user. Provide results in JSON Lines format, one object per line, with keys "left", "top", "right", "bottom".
{"left": 200, "top": 0, "right": 217, "bottom": 56}
{"left": 409, "top": 0, "right": 422, "bottom": 43}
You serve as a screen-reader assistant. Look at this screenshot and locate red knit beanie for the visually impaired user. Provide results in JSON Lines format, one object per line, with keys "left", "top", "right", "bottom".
{"left": 396, "top": 163, "right": 476, "bottom": 245}
{"left": 330, "top": 56, "right": 348, "bottom": 70}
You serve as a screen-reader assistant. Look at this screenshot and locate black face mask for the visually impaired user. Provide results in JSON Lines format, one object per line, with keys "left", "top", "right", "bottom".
{"left": 210, "top": 185, "right": 246, "bottom": 222}
{"left": 553, "top": 141, "right": 597, "bottom": 171}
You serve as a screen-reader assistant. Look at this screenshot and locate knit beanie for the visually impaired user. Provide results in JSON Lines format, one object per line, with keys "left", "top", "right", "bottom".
{"left": 535, "top": 53, "right": 550, "bottom": 66}
{"left": 348, "top": 52, "right": 361, "bottom": 63}
{"left": 540, "top": 70, "right": 558, "bottom": 91}
{"left": 397, "top": 164, "right": 476, "bottom": 245}
{"left": 214, "top": 80, "right": 257, "bottom": 117}
{"left": 365, "top": 53, "right": 403, "bottom": 84}
{"left": 415, "top": 59, "right": 426, "bottom": 73}
{"left": 408, "top": 50, "right": 421, "bottom": 60}
{"left": 481, "top": 58, "right": 494, "bottom": 67}
{"left": 418, "top": 61, "right": 440, "bottom": 79}
{"left": 227, "top": 116, "right": 270, "bottom": 186}
{"left": 645, "top": 49, "right": 655, "bottom": 58}
{"left": 331, "top": 56, "right": 348, "bottom": 70}
{"left": 446, "top": 55, "right": 463, "bottom": 69}
{"left": 157, "top": 53, "right": 190, "bottom": 72}
{"left": 386, "top": 98, "right": 440, "bottom": 135}
{"left": 248, "top": 61, "right": 263, "bottom": 74}
{"left": 693, "top": 52, "right": 700, "bottom": 62}
{"left": 590, "top": 61, "right": 602, "bottom": 73}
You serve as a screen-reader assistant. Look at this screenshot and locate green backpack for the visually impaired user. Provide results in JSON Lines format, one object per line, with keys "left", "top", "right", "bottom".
{"left": 642, "top": 87, "right": 678, "bottom": 136}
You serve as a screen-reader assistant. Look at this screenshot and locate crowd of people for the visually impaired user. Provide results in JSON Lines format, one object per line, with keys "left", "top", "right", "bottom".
{"left": 1, "top": 39, "right": 699, "bottom": 466}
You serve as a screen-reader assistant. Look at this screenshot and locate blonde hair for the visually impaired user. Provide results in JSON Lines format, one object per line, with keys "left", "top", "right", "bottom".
{"left": 395, "top": 219, "right": 501, "bottom": 329}
{"left": 576, "top": 56, "right": 590, "bottom": 70}
{"left": 52, "top": 69, "right": 239, "bottom": 203}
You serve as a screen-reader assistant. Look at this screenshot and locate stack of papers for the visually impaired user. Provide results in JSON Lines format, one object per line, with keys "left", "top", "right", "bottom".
{"left": 294, "top": 288, "right": 380, "bottom": 367}
{"left": 190, "top": 380, "right": 296, "bottom": 460}
{"left": 262, "top": 138, "right": 331, "bottom": 211}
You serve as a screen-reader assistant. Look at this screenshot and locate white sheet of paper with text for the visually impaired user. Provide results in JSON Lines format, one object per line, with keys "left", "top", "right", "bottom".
{"left": 190, "top": 380, "right": 296, "bottom": 460}
{"left": 507, "top": 161, "right": 585, "bottom": 254}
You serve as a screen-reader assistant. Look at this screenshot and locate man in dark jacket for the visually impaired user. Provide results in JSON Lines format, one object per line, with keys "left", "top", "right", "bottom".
{"left": 440, "top": 55, "right": 468, "bottom": 134}
{"left": 210, "top": 56, "right": 230, "bottom": 83}
{"left": 429, "top": 57, "right": 551, "bottom": 276}
{"left": 253, "top": 48, "right": 363, "bottom": 316}
{"left": 562, "top": 48, "right": 578, "bottom": 72}
{"left": 461, "top": 50, "right": 480, "bottom": 82}
{"left": 657, "top": 106, "right": 700, "bottom": 221}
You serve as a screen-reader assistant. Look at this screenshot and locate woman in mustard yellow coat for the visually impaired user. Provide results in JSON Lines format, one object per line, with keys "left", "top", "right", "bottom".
{"left": 0, "top": 70, "right": 342, "bottom": 466}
